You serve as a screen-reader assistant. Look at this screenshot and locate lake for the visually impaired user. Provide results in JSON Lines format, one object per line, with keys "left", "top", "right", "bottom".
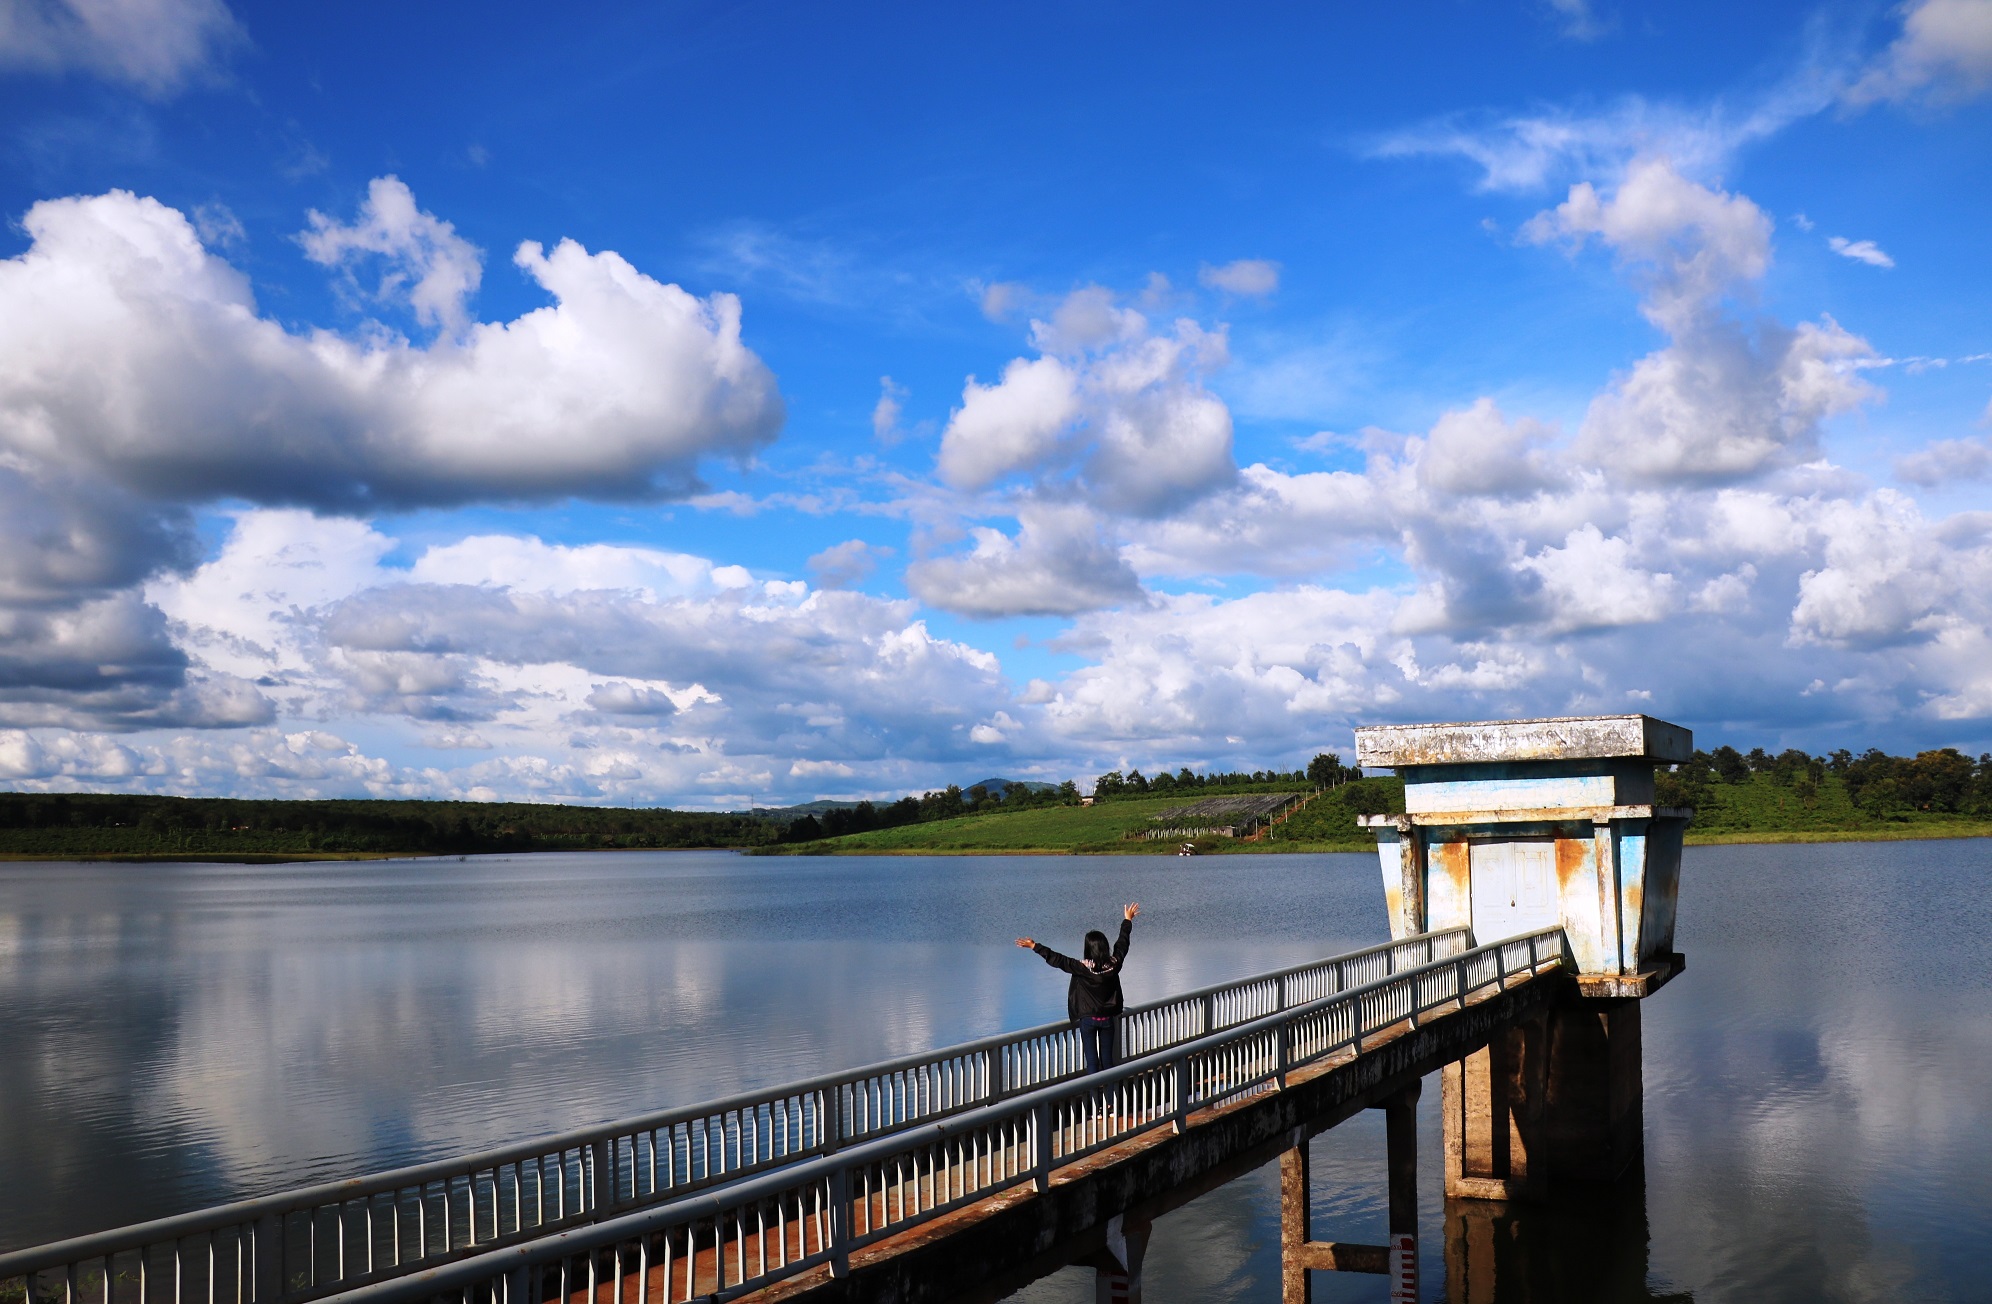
{"left": 1, "top": 842, "right": 1987, "bottom": 1302}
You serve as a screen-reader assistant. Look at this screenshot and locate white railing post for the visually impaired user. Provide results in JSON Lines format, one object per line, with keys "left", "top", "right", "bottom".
{"left": 1032, "top": 1102, "right": 1055, "bottom": 1193}
{"left": 827, "top": 1167, "right": 851, "bottom": 1278}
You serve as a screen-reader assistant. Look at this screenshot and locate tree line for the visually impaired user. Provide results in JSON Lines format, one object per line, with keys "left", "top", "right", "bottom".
{"left": 0, "top": 793, "right": 774, "bottom": 855}
{"left": 1090, "top": 753, "right": 1362, "bottom": 802}
{"left": 1657, "top": 745, "right": 1992, "bottom": 818}
{"left": 777, "top": 780, "right": 1082, "bottom": 842}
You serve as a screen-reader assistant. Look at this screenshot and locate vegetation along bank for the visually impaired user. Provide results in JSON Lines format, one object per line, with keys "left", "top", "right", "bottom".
{"left": 2, "top": 746, "right": 1987, "bottom": 861}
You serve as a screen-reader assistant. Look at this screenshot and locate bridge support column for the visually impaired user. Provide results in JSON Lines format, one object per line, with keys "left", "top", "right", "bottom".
{"left": 1444, "top": 993, "right": 1643, "bottom": 1198}
{"left": 1384, "top": 1083, "right": 1420, "bottom": 1304}
{"left": 1443, "top": 1011, "right": 1546, "bottom": 1200}
{"left": 1278, "top": 1082, "right": 1421, "bottom": 1304}
{"left": 1540, "top": 995, "right": 1642, "bottom": 1183}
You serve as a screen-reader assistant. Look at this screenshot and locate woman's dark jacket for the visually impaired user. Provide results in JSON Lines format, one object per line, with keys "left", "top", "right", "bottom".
{"left": 1032, "top": 918, "right": 1133, "bottom": 1020}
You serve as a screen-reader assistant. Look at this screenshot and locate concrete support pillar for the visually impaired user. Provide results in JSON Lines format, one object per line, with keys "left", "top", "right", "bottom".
{"left": 1280, "top": 1138, "right": 1313, "bottom": 1304}
{"left": 1443, "top": 1012, "right": 1546, "bottom": 1200}
{"left": 1384, "top": 1083, "right": 1420, "bottom": 1304}
{"left": 1444, "top": 994, "right": 1644, "bottom": 1199}
{"left": 1278, "top": 1083, "right": 1423, "bottom": 1302}
{"left": 1540, "top": 996, "right": 1642, "bottom": 1182}
{"left": 1088, "top": 1214, "right": 1149, "bottom": 1304}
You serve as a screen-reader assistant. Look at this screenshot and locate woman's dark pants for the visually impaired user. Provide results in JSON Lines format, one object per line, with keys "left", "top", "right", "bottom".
{"left": 1080, "top": 1015, "right": 1118, "bottom": 1073}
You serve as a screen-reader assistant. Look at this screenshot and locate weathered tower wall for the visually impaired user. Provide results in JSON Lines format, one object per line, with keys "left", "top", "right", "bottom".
{"left": 1355, "top": 714, "right": 1690, "bottom": 1196}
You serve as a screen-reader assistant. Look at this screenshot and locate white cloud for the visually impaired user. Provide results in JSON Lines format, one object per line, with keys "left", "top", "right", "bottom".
{"left": 807, "top": 539, "right": 886, "bottom": 590}
{"left": 1525, "top": 158, "right": 1772, "bottom": 332}
{"left": 936, "top": 355, "right": 1081, "bottom": 491}
{"left": 86, "top": 510, "right": 1032, "bottom": 802}
{"left": 1526, "top": 160, "right": 1878, "bottom": 483}
{"left": 936, "top": 289, "right": 1235, "bottom": 517}
{"left": 1545, "top": 0, "right": 1607, "bottom": 40}
{"left": 871, "top": 376, "right": 907, "bottom": 442}
{"left": 907, "top": 506, "right": 1146, "bottom": 618}
{"left": 1788, "top": 493, "right": 1973, "bottom": 648}
{"left": 1518, "top": 524, "right": 1678, "bottom": 634}
{"left": 0, "top": 0, "right": 242, "bottom": 95}
{"left": 0, "top": 185, "right": 784, "bottom": 512}
{"left": 409, "top": 535, "right": 733, "bottom": 599}
{"left": 1828, "top": 236, "right": 1896, "bottom": 268}
{"left": 584, "top": 682, "right": 681, "bottom": 718}
{"left": 978, "top": 280, "right": 1031, "bottom": 322}
{"left": 1197, "top": 259, "right": 1281, "bottom": 297}
{"left": 191, "top": 201, "right": 244, "bottom": 249}
{"left": 790, "top": 758, "right": 854, "bottom": 777}
{"left": 300, "top": 177, "right": 484, "bottom": 336}
{"left": 1372, "top": 81, "right": 1833, "bottom": 195}
{"left": 1897, "top": 436, "right": 1992, "bottom": 486}
{"left": 1848, "top": 0, "right": 1992, "bottom": 105}
{"left": 1416, "top": 398, "right": 1562, "bottom": 499}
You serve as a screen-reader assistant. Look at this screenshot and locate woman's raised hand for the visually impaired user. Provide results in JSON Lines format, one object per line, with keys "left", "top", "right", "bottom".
{"left": 1123, "top": 902, "right": 1140, "bottom": 921}
{"left": 1015, "top": 936, "right": 1035, "bottom": 949}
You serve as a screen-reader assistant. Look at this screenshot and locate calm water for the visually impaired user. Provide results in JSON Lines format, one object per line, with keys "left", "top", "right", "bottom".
{"left": 1, "top": 844, "right": 1987, "bottom": 1302}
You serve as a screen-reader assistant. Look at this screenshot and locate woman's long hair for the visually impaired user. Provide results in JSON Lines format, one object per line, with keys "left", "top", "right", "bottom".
{"left": 1082, "top": 929, "right": 1112, "bottom": 967}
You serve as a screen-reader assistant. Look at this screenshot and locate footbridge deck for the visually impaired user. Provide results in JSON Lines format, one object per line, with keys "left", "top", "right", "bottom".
{"left": 2, "top": 927, "right": 1569, "bottom": 1304}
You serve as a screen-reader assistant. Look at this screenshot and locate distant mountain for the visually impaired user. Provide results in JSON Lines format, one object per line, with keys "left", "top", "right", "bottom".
{"left": 964, "top": 777, "right": 1059, "bottom": 798}
{"left": 739, "top": 799, "right": 863, "bottom": 822}
{"left": 741, "top": 779, "right": 1057, "bottom": 823}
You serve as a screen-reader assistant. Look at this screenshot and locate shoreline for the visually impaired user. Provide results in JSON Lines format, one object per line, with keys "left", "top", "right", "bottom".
{"left": 10, "top": 822, "right": 1989, "bottom": 863}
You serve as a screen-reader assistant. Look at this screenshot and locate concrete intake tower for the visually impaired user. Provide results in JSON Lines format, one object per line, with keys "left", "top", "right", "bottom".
{"left": 1355, "top": 713, "right": 1692, "bottom": 1197}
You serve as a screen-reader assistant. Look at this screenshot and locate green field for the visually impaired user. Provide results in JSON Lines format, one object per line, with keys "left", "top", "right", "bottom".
{"left": 1675, "top": 771, "right": 1992, "bottom": 843}
{"left": 761, "top": 770, "right": 1992, "bottom": 855}
{"left": 756, "top": 780, "right": 1402, "bottom": 855}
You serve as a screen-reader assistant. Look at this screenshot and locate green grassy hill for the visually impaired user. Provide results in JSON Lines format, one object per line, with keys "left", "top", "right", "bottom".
{"left": 760, "top": 769, "right": 1992, "bottom": 855}
{"left": 757, "top": 779, "right": 1405, "bottom": 854}
{"left": 1677, "top": 771, "right": 1992, "bottom": 843}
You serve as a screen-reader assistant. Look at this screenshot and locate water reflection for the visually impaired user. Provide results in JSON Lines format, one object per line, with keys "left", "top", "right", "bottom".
{"left": 2, "top": 841, "right": 1989, "bottom": 1302}
{"left": 1441, "top": 1168, "right": 1691, "bottom": 1304}
{"left": 0, "top": 852, "right": 1382, "bottom": 1251}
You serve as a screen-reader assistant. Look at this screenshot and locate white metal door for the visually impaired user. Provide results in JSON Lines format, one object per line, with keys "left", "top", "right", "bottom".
{"left": 1467, "top": 838, "right": 1559, "bottom": 944}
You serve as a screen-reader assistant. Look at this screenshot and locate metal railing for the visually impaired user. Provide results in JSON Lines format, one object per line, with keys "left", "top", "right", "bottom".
{"left": 256, "top": 927, "right": 1568, "bottom": 1304}
{"left": 0, "top": 930, "right": 1473, "bottom": 1304}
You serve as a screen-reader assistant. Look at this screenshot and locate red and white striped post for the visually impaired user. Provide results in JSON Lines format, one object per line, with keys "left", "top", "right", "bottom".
{"left": 1386, "top": 1082, "right": 1420, "bottom": 1303}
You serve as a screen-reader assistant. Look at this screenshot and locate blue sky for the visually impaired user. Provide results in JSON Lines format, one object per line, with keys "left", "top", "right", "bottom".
{"left": 0, "top": 0, "right": 1989, "bottom": 804}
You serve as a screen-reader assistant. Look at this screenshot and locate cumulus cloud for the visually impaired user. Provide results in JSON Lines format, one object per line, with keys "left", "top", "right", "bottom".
{"left": 907, "top": 507, "right": 1146, "bottom": 618}
{"left": 300, "top": 177, "right": 484, "bottom": 336}
{"left": 1197, "top": 259, "right": 1280, "bottom": 297}
{"left": 10, "top": 146, "right": 1992, "bottom": 795}
{"left": 936, "top": 287, "right": 1236, "bottom": 518}
{"left": 0, "top": 0, "right": 243, "bottom": 95}
{"left": 807, "top": 540, "right": 886, "bottom": 590}
{"left": 1526, "top": 160, "right": 1877, "bottom": 482}
{"left": 0, "top": 592, "right": 270, "bottom": 730}
{"left": 1524, "top": 158, "right": 1772, "bottom": 331}
{"left": 110, "top": 511, "right": 1025, "bottom": 802}
{"left": 1897, "top": 436, "right": 1992, "bottom": 486}
{"left": 1828, "top": 236, "right": 1896, "bottom": 268}
{"left": 0, "top": 154, "right": 785, "bottom": 743}
{"left": 1416, "top": 398, "right": 1563, "bottom": 499}
{"left": 1848, "top": 0, "right": 1992, "bottom": 105}
{"left": 0, "top": 185, "right": 784, "bottom": 512}
{"left": 584, "top": 682, "right": 681, "bottom": 718}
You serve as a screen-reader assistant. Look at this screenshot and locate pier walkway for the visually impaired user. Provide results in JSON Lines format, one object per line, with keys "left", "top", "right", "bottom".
{"left": 3, "top": 926, "right": 1569, "bottom": 1304}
